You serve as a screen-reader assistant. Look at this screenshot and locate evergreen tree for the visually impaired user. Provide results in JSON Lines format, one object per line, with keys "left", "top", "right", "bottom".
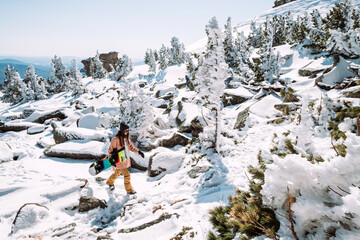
{"left": 47, "top": 55, "right": 68, "bottom": 93}
{"left": 158, "top": 44, "right": 169, "bottom": 70}
{"left": 185, "top": 53, "right": 196, "bottom": 75}
{"left": 1, "top": 66, "right": 26, "bottom": 104}
{"left": 308, "top": 9, "right": 328, "bottom": 49}
{"left": 271, "top": 15, "right": 287, "bottom": 46}
{"left": 68, "top": 59, "right": 86, "bottom": 96}
{"left": 148, "top": 49, "right": 156, "bottom": 73}
{"left": 90, "top": 51, "right": 106, "bottom": 79}
{"left": 110, "top": 54, "right": 133, "bottom": 81}
{"left": 255, "top": 18, "right": 282, "bottom": 83}
{"left": 144, "top": 49, "right": 151, "bottom": 65}
{"left": 153, "top": 49, "right": 159, "bottom": 61}
{"left": 195, "top": 17, "right": 230, "bottom": 153}
{"left": 118, "top": 79, "right": 154, "bottom": 143}
{"left": 248, "top": 21, "right": 262, "bottom": 48}
{"left": 169, "top": 36, "right": 186, "bottom": 65}
{"left": 223, "top": 17, "right": 237, "bottom": 69}
{"left": 323, "top": 0, "right": 352, "bottom": 33}
{"left": 23, "top": 65, "right": 47, "bottom": 100}
{"left": 234, "top": 30, "right": 254, "bottom": 83}
{"left": 352, "top": 7, "right": 360, "bottom": 29}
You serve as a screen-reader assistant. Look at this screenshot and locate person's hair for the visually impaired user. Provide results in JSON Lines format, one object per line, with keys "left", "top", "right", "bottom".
{"left": 116, "top": 129, "right": 129, "bottom": 140}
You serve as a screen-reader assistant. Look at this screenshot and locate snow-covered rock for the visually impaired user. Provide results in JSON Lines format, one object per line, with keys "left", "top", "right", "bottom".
{"left": 0, "top": 142, "right": 13, "bottom": 162}
{"left": 160, "top": 132, "right": 191, "bottom": 148}
{"left": 11, "top": 204, "right": 49, "bottom": 234}
{"left": 148, "top": 150, "right": 184, "bottom": 177}
{"left": 223, "top": 88, "right": 253, "bottom": 106}
{"left": 27, "top": 125, "right": 46, "bottom": 135}
{"left": 44, "top": 140, "right": 107, "bottom": 160}
{"left": 77, "top": 113, "right": 109, "bottom": 129}
{"left": 53, "top": 126, "right": 111, "bottom": 144}
{"left": 25, "top": 109, "right": 66, "bottom": 123}
{"left": 316, "top": 56, "right": 354, "bottom": 86}
{"left": 0, "top": 121, "right": 44, "bottom": 132}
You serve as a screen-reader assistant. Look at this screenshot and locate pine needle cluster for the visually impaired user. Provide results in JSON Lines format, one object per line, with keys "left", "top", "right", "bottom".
{"left": 208, "top": 154, "right": 280, "bottom": 240}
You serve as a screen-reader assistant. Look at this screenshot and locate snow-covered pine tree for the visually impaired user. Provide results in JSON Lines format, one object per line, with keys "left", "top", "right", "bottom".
{"left": 255, "top": 17, "right": 282, "bottom": 83}
{"left": 195, "top": 17, "right": 230, "bottom": 153}
{"left": 234, "top": 30, "right": 254, "bottom": 83}
{"left": 223, "top": 17, "right": 237, "bottom": 69}
{"left": 271, "top": 15, "right": 287, "bottom": 46}
{"left": 158, "top": 44, "right": 169, "bottom": 70}
{"left": 68, "top": 59, "right": 86, "bottom": 96}
{"left": 1, "top": 66, "right": 26, "bottom": 104}
{"left": 153, "top": 49, "right": 159, "bottom": 62}
{"left": 248, "top": 20, "right": 262, "bottom": 48}
{"left": 185, "top": 53, "right": 196, "bottom": 75}
{"left": 110, "top": 54, "right": 133, "bottom": 81}
{"left": 47, "top": 55, "right": 68, "bottom": 93}
{"left": 90, "top": 51, "right": 106, "bottom": 79}
{"left": 23, "top": 65, "right": 47, "bottom": 100}
{"left": 323, "top": 0, "right": 352, "bottom": 33}
{"left": 352, "top": 7, "right": 360, "bottom": 29}
{"left": 117, "top": 79, "right": 154, "bottom": 144}
{"left": 308, "top": 9, "right": 328, "bottom": 50}
{"left": 148, "top": 49, "right": 156, "bottom": 73}
{"left": 144, "top": 49, "right": 151, "bottom": 65}
{"left": 169, "top": 36, "right": 186, "bottom": 65}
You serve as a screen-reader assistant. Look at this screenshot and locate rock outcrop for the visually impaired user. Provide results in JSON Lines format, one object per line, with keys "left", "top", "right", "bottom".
{"left": 81, "top": 51, "right": 119, "bottom": 76}
{"left": 273, "top": 0, "right": 296, "bottom": 8}
{"left": 78, "top": 196, "right": 107, "bottom": 212}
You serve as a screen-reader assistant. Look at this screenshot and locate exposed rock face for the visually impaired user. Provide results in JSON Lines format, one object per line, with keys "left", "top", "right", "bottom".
{"left": 53, "top": 127, "right": 109, "bottom": 144}
{"left": 179, "top": 116, "right": 204, "bottom": 137}
{"left": 0, "top": 122, "right": 43, "bottom": 132}
{"left": 78, "top": 196, "right": 107, "bottom": 212}
{"left": 27, "top": 110, "right": 67, "bottom": 124}
{"left": 81, "top": 51, "right": 119, "bottom": 77}
{"left": 222, "top": 92, "right": 250, "bottom": 107}
{"left": 273, "top": 0, "right": 296, "bottom": 8}
{"left": 187, "top": 166, "right": 211, "bottom": 179}
{"left": 234, "top": 107, "right": 250, "bottom": 130}
{"left": 148, "top": 153, "right": 166, "bottom": 177}
{"left": 160, "top": 132, "right": 191, "bottom": 148}
{"left": 342, "top": 86, "right": 360, "bottom": 98}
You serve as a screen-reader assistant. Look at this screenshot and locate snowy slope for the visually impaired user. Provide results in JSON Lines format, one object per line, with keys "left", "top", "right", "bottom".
{"left": 187, "top": 0, "right": 360, "bottom": 53}
{"left": 1, "top": 0, "right": 360, "bottom": 239}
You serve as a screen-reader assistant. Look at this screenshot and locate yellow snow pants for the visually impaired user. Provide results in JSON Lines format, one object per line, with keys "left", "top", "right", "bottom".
{"left": 106, "top": 168, "right": 134, "bottom": 193}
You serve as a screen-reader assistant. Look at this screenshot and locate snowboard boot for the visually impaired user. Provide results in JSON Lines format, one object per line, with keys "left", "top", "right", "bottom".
{"left": 128, "top": 190, "right": 136, "bottom": 195}
{"left": 109, "top": 184, "right": 115, "bottom": 191}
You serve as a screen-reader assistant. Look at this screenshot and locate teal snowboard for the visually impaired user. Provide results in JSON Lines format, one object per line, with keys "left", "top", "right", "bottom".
{"left": 88, "top": 147, "right": 127, "bottom": 176}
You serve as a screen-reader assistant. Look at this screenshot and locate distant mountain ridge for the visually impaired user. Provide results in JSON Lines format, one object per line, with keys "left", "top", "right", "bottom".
{"left": 0, "top": 59, "right": 51, "bottom": 84}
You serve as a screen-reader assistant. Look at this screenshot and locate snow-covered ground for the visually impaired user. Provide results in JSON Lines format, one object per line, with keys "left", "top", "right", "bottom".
{"left": 1, "top": 0, "right": 360, "bottom": 239}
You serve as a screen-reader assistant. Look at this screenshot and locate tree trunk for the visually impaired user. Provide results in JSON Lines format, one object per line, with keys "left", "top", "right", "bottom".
{"left": 357, "top": 115, "right": 360, "bottom": 136}
{"left": 214, "top": 108, "right": 219, "bottom": 153}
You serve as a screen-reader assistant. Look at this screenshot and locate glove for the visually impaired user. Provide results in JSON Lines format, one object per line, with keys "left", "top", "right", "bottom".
{"left": 138, "top": 150, "right": 145, "bottom": 158}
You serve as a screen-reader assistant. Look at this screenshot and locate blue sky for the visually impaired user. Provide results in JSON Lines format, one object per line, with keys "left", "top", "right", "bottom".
{"left": 0, "top": 0, "right": 273, "bottom": 60}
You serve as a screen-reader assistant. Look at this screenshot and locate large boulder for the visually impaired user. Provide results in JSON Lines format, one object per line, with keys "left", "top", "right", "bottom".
{"left": 25, "top": 109, "right": 66, "bottom": 124}
{"left": 148, "top": 151, "right": 184, "bottom": 177}
{"left": 316, "top": 56, "right": 354, "bottom": 87}
{"left": 78, "top": 196, "right": 107, "bottom": 212}
{"left": 179, "top": 116, "right": 204, "bottom": 138}
{"left": 342, "top": 85, "right": 360, "bottom": 98}
{"left": 222, "top": 88, "right": 253, "bottom": 107}
{"left": 0, "top": 121, "right": 43, "bottom": 132}
{"left": 44, "top": 140, "right": 107, "bottom": 160}
{"left": 53, "top": 127, "right": 110, "bottom": 144}
{"left": 81, "top": 51, "right": 119, "bottom": 76}
{"left": 160, "top": 132, "right": 191, "bottom": 148}
{"left": 298, "top": 61, "right": 329, "bottom": 78}
{"left": 234, "top": 107, "right": 250, "bottom": 130}
{"left": 77, "top": 113, "right": 109, "bottom": 129}
{"left": 0, "top": 142, "right": 13, "bottom": 162}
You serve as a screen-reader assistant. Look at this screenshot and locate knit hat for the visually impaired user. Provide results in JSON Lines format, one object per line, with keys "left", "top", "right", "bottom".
{"left": 120, "top": 122, "right": 129, "bottom": 131}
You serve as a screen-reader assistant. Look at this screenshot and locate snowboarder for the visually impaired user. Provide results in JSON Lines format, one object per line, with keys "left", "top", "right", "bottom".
{"left": 106, "top": 122, "right": 145, "bottom": 193}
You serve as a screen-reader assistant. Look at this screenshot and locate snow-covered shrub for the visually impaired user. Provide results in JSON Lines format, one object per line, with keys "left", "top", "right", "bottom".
{"left": 208, "top": 153, "right": 280, "bottom": 240}
{"left": 195, "top": 17, "right": 230, "bottom": 153}
{"left": 1, "top": 66, "right": 26, "bottom": 104}
{"left": 11, "top": 204, "right": 49, "bottom": 234}
{"left": 23, "top": 65, "right": 47, "bottom": 101}
{"left": 90, "top": 51, "right": 106, "bottom": 79}
{"left": 114, "top": 79, "right": 154, "bottom": 145}
{"left": 47, "top": 55, "right": 69, "bottom": 94}
{"left": 110, "top": 54, "right": 133, "bottom": 81}
{"left": 68, "top": 59, "right": 87, "bottom": 96}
